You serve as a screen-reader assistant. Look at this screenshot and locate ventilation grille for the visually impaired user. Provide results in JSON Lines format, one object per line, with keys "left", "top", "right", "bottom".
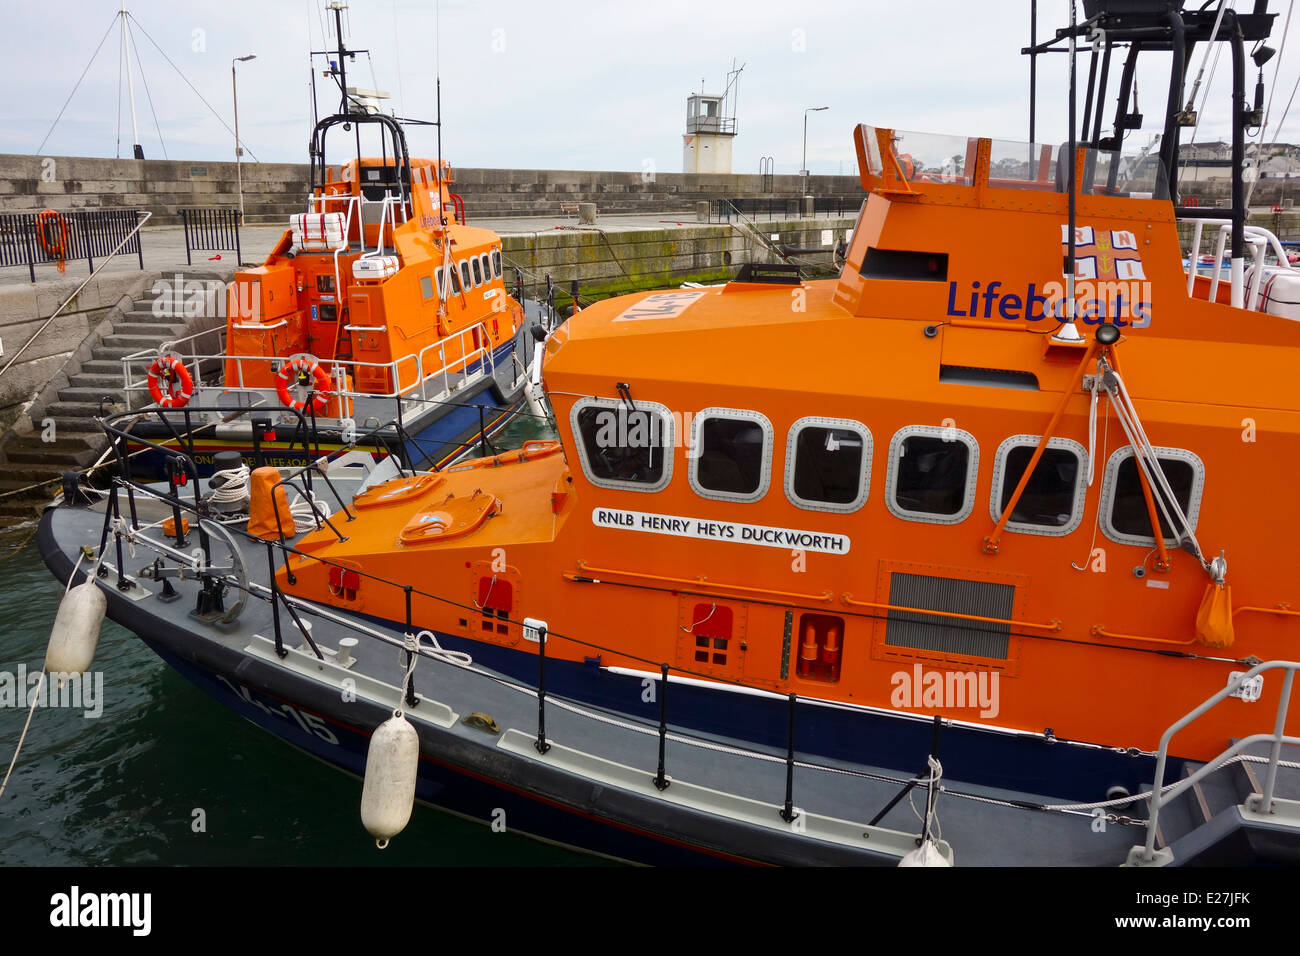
{"left": 885, "top": 573, "right": 1013, "bottom": 660}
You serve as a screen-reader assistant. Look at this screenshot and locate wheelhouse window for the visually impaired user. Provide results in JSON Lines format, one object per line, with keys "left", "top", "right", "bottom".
{"left": 480, "top": 254, "right": 492, "bottom": 283}
{"left": 460, "top": 261, "right": 472, "bottom": 289}
{"left": 492, "top": 249, "right": 502, "bottom": 277}
{"left": 1101, "top": 447, "right": 1204, "bottom": 546}
{"left": 570, "top": 397, "right": 674, "bottom": 492}
{"left": 689, "top": 408, "right": 773, "bottom": 503}
{"left": 471, "top": 257, "right": 483, "bottom": 286}
{"left": 420, "top": 275, "right": 434, "bottom": 300}
{"left": 989, "top": 436, "right": 1086, "bottom": 535}
{"left": 447, "top": 263, "right": 461, "bottom": 295}
{"left": 785, "top": 417, "right": 871, "bottom": 513}
{"left": 886, "top": 425, "right": 979, "bottom": 524}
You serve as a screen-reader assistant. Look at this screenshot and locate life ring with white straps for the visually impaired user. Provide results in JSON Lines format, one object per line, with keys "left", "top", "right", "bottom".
{"left": 275, "top": 357, "right": 332, "bottom": 413}
{"left": 147, "top": 354, "right": 194, "bottom": 408}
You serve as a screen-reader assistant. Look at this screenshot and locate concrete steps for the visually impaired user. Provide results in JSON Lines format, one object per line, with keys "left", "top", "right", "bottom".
{"left": 0, "top": 268, "right": 232, "bottom": 524}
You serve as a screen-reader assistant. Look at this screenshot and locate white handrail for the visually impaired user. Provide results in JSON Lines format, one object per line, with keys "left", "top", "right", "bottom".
{"left": 1182, "top": 218, "right": 1296, "bottom": 312}
{"left": 1139, "top": 660, "right": 1299, "bottom": 863}
{"left": 121, "top": 322, "right": 501, "bottom": 413}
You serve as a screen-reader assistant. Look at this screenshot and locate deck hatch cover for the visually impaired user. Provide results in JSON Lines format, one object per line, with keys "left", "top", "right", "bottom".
{"left": 885, "top": 572, "right": 1013, "bottom": 660}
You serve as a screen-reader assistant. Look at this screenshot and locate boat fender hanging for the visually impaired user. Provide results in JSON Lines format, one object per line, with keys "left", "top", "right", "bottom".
{"left": 1195, "top": 582, "right": 1235, "bottom": 648}
{"left": 46, "top": 581, "right": 107, "bottom": 678}
{"left": 898, "top": 838, "right": 952, "bottom": 867}
{"left": 360, "top": 710, "right": 419, "bottom": 849}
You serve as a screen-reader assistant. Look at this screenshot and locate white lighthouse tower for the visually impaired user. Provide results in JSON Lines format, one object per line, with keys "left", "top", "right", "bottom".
{"left": 682, "top": 63, "right": 743, "bottom": 174}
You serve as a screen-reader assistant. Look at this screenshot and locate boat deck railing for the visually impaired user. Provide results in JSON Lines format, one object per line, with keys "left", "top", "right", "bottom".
{"left": 304, "top": 190, "right": 409, "bottom": 295}
{"left": 75, "top": 420, "right": 1169, "bottom": 861}
{"left": 82, "top": 450, "right": 951, "bottom": 855}
{"left": 1181, "top": 219, "right": 1296, "bottom": 309}
{"left": 119, "top": 320, "right": 499, "bottom": 421}
{"left": 1137, "top": 659, "right": 1300, "bottom": 864}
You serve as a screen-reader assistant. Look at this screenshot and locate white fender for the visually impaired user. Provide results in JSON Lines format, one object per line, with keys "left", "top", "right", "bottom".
{"left": 45, "top": 581, "right": 106, "bottom": 677}
{"left": 898, "top": 838, "right": 952, "bottom": 867}
{"left": 360, "top": 711, "right": 419, "bottom": 848}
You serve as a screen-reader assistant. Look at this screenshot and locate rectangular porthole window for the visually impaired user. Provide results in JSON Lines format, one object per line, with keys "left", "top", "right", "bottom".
{"left": 571, "top": 398, "right": 674, "bottom": 491}
{"left": 689, "top": 408, "right": 774, "bottom": 503}
{"left": 460, "top": 261, "right": 471, "bottom": 290}
{"left": 990, "top": 436, "right": 1086, "bottom": 535}
{"left": 481, "top": 254, "right": 492, "bottom": 282}
{"left": 1101, "top": 447, "right": 1203, "bottom": 546}
{"left": 786, "top": 417, "right": 871, "bottom": 513}
{"left": 434, "top": 268, "right": 446, "bottom": 299}
{"left": 471, "top": 257, "right": 483, "bottom": 286}
{"left": 448, "top": 264, "right": 461, "bottom": 295}
{"left": 886, "top": 425, "right": 979, "bottom": 524}
{"left": 420, "top": 275, "right": 434, "bottom": 300}
{"left": 492, "top": 250, "right": 502, "bottom": 277}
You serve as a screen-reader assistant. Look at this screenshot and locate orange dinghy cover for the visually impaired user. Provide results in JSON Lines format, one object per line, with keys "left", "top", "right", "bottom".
{"left": 247, "top": 467, "right": 292, "bottom": 540}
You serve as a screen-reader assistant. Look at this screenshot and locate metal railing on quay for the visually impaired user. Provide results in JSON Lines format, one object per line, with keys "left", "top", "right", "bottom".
{"left": 0, "top": 208, "right": 146, "bottom": 283}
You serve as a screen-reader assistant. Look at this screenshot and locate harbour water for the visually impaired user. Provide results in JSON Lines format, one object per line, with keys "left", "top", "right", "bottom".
{"left": 0, "top": 415, "right": 606, "bottom": 866}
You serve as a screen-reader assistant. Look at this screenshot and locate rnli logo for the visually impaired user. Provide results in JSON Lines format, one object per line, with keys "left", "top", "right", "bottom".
{"left": 944, "top": 225, "right": 1152, "bottom": 328}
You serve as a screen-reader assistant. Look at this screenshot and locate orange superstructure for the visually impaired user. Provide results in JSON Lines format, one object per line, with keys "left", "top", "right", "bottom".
{"left": 225, "top": 149, "right": 520, "bottom": 404}
{"left": 273, "top": 120, "right": 1300, "bottom": 770}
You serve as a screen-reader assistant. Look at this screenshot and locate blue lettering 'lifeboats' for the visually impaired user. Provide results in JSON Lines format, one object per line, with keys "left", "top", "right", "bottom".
{"left": 944, "top": 279, "right": 1152, "bottom": 328}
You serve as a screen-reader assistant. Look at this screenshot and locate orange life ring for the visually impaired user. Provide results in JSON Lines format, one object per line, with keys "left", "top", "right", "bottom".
{"left": 275, "top": 357, "right": 332, "bottom": 413}
{"left": 147, "top": 355, "right": 194, "bottom": 408}
{"left": 35, "top": 209, "right": 69, "bottom": 273}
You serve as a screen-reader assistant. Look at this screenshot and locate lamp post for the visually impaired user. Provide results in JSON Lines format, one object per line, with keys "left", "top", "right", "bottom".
{"left": 795, "top": 106, "right": 826, "bottom": 214}
{"left": 232, "top": 54, "right": 257, "bottom": 221}
{"left": 802, "top": 106, "right": 829, "bottom": 202}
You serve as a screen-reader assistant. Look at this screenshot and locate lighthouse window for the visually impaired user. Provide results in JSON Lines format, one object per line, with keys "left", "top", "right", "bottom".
{"left": 886, "top": 425, "right": 979, "bottom": 524}
{"left": 460, "top": 261, "right": 472, "bottom": 289}
{"left": 471, "top": 257, "right": 483, "bottom": 286}
{"left": 570, "top": 397, "right": 674, "bottom": 492}
{"left": 785, "top": 417, "right": 871, "bottom": 513}
{"left": 689, "top": 408, "right": 774, "bottom": 503}
{"left": 990, "top": 436, "right": 1087, "bottom": 535}
{"left": 1100, "top": 447, "right": 1203, "bottom": 547}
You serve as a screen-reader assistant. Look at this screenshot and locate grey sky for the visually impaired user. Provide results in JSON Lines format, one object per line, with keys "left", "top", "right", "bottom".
{"left": 8, "top": 1, "right": 1299, "bottom": 175}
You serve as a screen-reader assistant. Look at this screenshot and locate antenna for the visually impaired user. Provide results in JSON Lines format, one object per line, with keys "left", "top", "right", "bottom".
{"left": 119, "top": 2, "right": 143, "bottom": 158}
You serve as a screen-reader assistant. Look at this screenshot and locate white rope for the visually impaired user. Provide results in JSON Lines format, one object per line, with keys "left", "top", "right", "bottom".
{"left": 1099, "top": 361, "right": 1220, "bottom": 580}
{"left": 0, "top": 550, "right": 91, "bottom": 799}
{"left": 207, "top": 463, "right": 250, "bottom": 511}
{"left": 288, "top": 488, "right": 333, "bottom": 534}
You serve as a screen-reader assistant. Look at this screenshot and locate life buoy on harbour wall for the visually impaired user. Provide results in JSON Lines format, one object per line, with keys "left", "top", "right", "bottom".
{"left": 35, "top": 209, "right": 69, "bottom": 273}
{"left": 275, "top": 357, "right": 332, "bottom": 414}
{"left": 147, "top": 354, "right": 194, "bottom": 408}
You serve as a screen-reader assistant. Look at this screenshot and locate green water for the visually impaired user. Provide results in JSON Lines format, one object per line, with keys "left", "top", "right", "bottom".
{"left": 0, "top": 412, "right": 607, "bottom": 867}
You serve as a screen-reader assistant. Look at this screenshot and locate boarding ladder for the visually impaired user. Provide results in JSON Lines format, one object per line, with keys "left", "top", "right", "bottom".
{"left": 1130, "top": 660, "right": 1300, "bottom": 865}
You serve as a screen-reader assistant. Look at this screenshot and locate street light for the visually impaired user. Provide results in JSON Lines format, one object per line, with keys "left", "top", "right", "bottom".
{"left": 802, "top": 106, "right": 829, "bottom": 196}
{"left": 232, "top": 54, "right": 257, "bottom": 222}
